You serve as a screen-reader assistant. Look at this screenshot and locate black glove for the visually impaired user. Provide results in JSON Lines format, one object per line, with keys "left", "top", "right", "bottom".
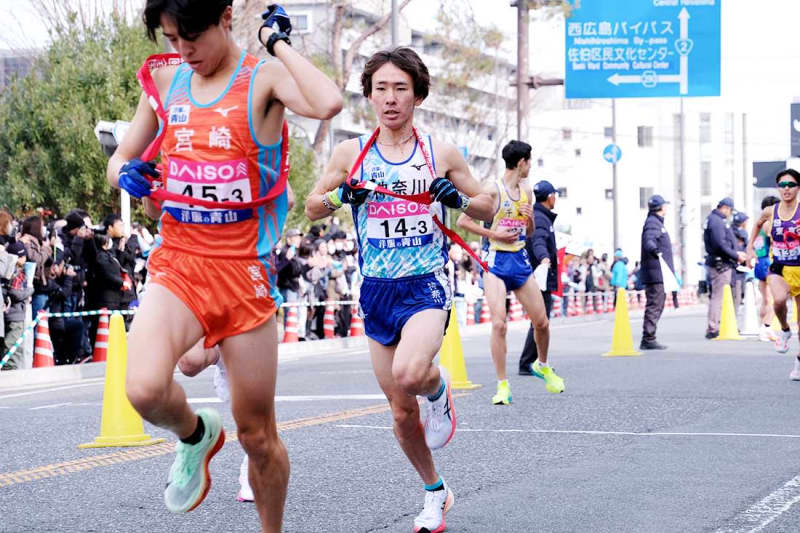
{"left": 336, "top": 181, "right": 370, "bottom": 207}
{"left": 261, "top": 4, "right": 292, "bottom": 35}
{"left": 429, "top": 177, "right": 465, "bottom": 209}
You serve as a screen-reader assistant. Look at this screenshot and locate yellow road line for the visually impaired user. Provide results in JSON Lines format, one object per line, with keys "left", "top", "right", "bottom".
{"left": 0, "top": 394, "right": 469, "bottom": 488}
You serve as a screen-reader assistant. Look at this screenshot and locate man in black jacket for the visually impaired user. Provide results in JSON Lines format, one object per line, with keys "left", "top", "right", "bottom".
{"left": 639, "top": 195, "right": 674, "bottom": 350}
{"left": 519, "top": 180, "right": 558, "bottom": 374}
{"left": 704, "top": 197, "right": 746, "bottom": 338}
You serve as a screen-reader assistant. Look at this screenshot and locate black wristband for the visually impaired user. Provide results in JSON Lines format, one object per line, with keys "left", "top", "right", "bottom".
{"left": 266, "top": 31, "right": 291, "bottom": 56}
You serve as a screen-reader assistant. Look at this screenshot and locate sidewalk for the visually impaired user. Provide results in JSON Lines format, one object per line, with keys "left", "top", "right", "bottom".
{"left": 0, "top": 303, "right": 704, "bottom": 390}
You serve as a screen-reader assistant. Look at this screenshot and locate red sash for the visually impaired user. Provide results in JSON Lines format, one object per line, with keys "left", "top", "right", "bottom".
{"left": 347, "top": 127, "right": 488, "bottom": 271}
{"left": 134, "top": 53, "right": 290, "bottom": 210}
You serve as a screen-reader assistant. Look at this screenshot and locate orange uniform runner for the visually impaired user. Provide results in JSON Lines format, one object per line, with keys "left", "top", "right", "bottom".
{"left": 147, "top": 51, "right": 288, "bottom": 347}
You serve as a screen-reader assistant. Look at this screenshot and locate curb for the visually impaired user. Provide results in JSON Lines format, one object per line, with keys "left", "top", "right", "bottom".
{"left": 0, "top": 305, "right": 704, "bottom": 390}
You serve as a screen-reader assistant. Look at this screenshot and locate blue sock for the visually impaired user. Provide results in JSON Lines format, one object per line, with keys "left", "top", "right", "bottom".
{"left": 427, "top": 380, "right": 445, "bottom": 402}
{"left": 424, "top": 477, "right": 444, "bottom": 492}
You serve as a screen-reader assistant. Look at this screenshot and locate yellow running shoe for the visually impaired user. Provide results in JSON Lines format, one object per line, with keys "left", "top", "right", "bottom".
{"left": 492, "top": 380, "right": 512, "bottom": 405}
{"left": 532, "top": 361, "right": 565, "bottom": 394}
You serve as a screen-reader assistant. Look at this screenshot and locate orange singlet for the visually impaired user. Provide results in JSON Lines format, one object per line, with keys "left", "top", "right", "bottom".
{"left": 147, "top": 51, "right": 288, "bottom": 347}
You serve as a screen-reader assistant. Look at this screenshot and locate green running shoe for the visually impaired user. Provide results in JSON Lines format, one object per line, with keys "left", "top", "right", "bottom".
{"left": 532, "top": 361, "right": 565, "bottom": 393}
{"left": 492, "top": 380, "right": 512, "bottom": 405}
{"left": 164, "top": 408, "right": 225, "bottom": 513}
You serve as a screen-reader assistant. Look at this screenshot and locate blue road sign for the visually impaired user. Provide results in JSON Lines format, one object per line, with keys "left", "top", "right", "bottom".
{"left": 603, "top": 144, "right": 622, "bottom": 164}
{"left": 565, "top": 0, "right": 720, "bottom": 99}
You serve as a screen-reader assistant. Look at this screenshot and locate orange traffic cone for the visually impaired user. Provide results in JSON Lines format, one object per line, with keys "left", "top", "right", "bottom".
{"left": 552, "top": 295, "right": 562, "bottom": 318}
{"left": 33, "top": 312, "right": 55, "bottom": 368}
{"left": 568, "top": 293, "right": 578, "bottom": 317}
{"left": 466, "top": 302, "right": 475, "bottom": 325}
{"left": 282, "top": 305, "right": 299, "bottom": 343}
{"left": 323, "top": 304, "right": 336, "bottom": 339}
{"left": 480, "top": 299, "right": 491, "bottom": 323}
{"left": 93, "top": 310, "right": 110, "bottom": 363}
{"left": 585, "top": 293, "right": 595, "bottom": 315}
{"left": 348, "top": 305, "right": 365, "bottom": 337}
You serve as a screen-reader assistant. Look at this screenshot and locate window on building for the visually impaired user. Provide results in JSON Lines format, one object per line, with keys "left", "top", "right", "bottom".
{"left": 576, "top": 207, "right": 582, "bottom": 215}
{"left": 637, "top": 126, "right": 653, "bottom": 147}
{"left": 639, "top": 187, "right": 654, "bottom": 209}
{"left": 605, "top": 188, "right": 614, "bottom": 200}
{"left": 557, "top": 187, "right": 568, "bottom": 198}
{"left": 699, "top": 112, "right": 712, "bottom": 143}
{"left": 286, "top": 12, "right": 311, "bottom": 33}
{"left": 604, "top": 126, "right": 613, "bottom": 138}
{"left": 701, "top": 161, "right": 712, "bottom": 195}
{"left": 537, "top": 158, "right": 544, "bottom": 168}
{"left": 562, "top": 128, "right": 572, "bottom": 140}
{"left": 575, "top": 148, "right": 582, "bottom": 157}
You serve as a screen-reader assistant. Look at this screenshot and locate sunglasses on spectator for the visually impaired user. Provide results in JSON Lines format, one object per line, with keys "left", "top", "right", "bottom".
{"left": 778, "top": 181, "right": 799, "bottom": 189}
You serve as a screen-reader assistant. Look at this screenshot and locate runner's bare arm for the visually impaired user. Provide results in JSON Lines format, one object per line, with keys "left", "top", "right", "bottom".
{"left": 267, "top": 40, "right": 342, "bottom": 120}
{"left": 520, "top": 185, "right": 535, "bottom": 234}
{"left": 435, "top": 142, "right": 495, "bottom": 222}
{"left": 106, "top": 66, "right": 175, "bottom": 187}
{"left": 456, "top": 182, "right": 497, "bottom": 238}
{"left": 305, "top": 140, "right": 358, "bottom": 221}
{"left": 746, "top": 206, "right": 772, "bottom": 258}
{"left": 106, "top": 92, "right": 159, "bottom": 188}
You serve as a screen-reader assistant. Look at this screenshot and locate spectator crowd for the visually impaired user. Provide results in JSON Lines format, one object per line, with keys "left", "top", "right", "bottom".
{"left": 0, "top": 205, "right": 676, "bottom": 370}
{"left": 0, "top": 208, "right": 155, "bottom": 370}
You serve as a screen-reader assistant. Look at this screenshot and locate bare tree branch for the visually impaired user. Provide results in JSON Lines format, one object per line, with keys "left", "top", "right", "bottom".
{"left": 312, "top": 0, "right": 413, "bottom": 154}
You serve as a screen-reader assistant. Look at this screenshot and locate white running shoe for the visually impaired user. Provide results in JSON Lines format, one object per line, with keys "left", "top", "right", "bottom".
{"left": 775, "top": 330, "right": 792, "bottom": 354}
{"left": 237, "top": 455, "right": 254, "bottom": 502}
{"left": 413, "top": 479, "right": 454, "bottom": 533}
{"left": 759, "top": 325, "right": 776, "bottom": 343}
{"left": 423, "top": 366, "right": 456, "bottom": 450}
{"left": 212, "top": 347, "right": 230, "bottom": 403}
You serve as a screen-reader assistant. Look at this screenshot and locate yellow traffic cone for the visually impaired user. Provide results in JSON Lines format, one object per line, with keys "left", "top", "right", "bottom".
{"left": 439, "top": 307, "right": 481, "bottom": 389}
{"left": 715, "top": 284, "right": 742, "bottom": 341}
{"left": 603, "top": 288, "right": 641, "bottom": 357}
{"left": 79, "top": 313, "right": 165, "bottom": 448}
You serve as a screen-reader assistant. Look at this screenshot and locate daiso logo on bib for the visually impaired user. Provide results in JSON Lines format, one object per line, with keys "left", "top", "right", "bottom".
{"left": 168, "top": 157, "right": 249, "bottom": 183}
{"left": 368, "top": 200, "right": 429, "bottom": 218}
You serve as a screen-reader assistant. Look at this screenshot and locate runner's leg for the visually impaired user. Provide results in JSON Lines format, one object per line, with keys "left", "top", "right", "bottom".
{"left": 369, "top": 337, "right": 438, "bottom": 486}
{"left": 126, "top": 283, "right": 204, "bottom": 438}
{"left": 759, "top": 279, "right": 774, "bottom": 325}
{"left": 484, "top": 272, "right": 509, "bottom": 381}
{"left": 222, "top": 316, "right": 287, "bottom": 533}
{"left": 513, "top": 275, "right": 550, "bottom": 365}
{"left": 177, "top": 338, "right": 219, "bottom": 377}
{"left": 768, "top": 274, "right": 790, "bottom": 330}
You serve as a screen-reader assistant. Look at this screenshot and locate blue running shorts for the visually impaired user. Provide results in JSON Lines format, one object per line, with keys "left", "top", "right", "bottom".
{"left": 487, "top": 249, "right": 533, "bottom": 291}
{"left": 359, "top": 271, "right": 451, "bottom": 346}
{"left": 754, "top": 256, "right": 770, "bottom": 282}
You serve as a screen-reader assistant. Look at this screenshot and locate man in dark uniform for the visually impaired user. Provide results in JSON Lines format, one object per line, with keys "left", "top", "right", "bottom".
{"left": 639, "top": 195, "right": 673, "bottom": 350}
{"left": 704, "top": 197, "right": 746, "bottom": 338}
{"left": 519, "top": 180, "right": 558, "bottom": 374}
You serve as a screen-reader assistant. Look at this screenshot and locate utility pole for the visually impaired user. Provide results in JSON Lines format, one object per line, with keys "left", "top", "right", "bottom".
{"left": 391, "top": 0, "right": 398, "bottom": 46}
{"left": 678, "top": 98, "right": 687, "bottom": 282}
{"left": 611, "top": 98, "right": 618, "bottom": 251}
{"left": 742, "top": 113, "right": 749, "bottom": 216}
{"left": 515, "top": 0, "right": 529, "bottom": 140}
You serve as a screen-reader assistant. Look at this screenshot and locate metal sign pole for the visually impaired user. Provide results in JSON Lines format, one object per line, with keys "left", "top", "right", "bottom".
{"left": 612, "top": 98, "right": 618, "bottom": 251}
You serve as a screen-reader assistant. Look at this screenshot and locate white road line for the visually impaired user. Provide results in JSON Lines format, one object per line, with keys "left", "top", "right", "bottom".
{"left": 716, "top": 474, "right": 800, "bottom": 533}
{"left": 334, "top": 424, "right": 800, "bottom": 439}
{"left": 30, "top": 402, "right": 73, "bottom": 410}
{"left": 187, "top": 394, "right": 387, "bottom": 404}
{"left": 0, "top": 381, "right": 104, "bottom": 401}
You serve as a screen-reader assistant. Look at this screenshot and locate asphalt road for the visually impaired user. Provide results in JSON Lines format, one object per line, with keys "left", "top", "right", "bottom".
{"left": 2, "top": 308, "right": 800, "bottom": 533}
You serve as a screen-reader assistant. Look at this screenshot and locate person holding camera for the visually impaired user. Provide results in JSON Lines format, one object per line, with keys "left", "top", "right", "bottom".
{"left": 704, "top": 197, "right": 747, "bottom": 339}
